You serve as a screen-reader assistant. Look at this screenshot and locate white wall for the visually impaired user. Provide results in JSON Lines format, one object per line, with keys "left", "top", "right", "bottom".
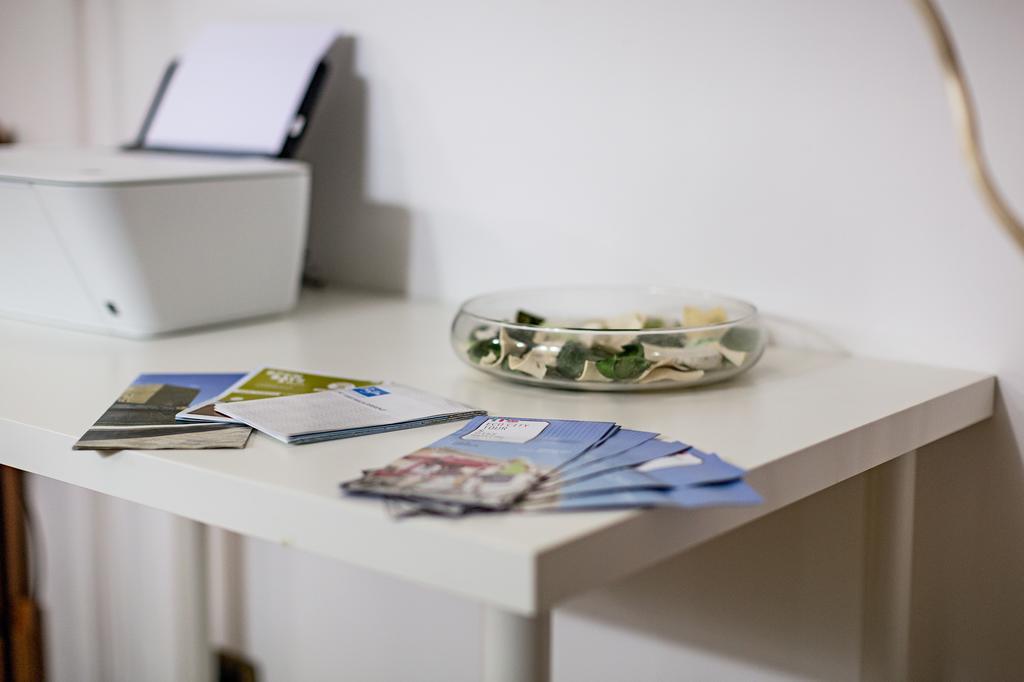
{"left": 0, "top": 0, "right": 82, "bottom": 143}
{"left": 5, "top": 0, "right": 1024, "bottom": 679}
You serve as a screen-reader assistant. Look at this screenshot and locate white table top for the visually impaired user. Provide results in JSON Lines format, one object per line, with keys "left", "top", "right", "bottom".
{"left": 0, "top": 288, "right": 994, "bottom": 614}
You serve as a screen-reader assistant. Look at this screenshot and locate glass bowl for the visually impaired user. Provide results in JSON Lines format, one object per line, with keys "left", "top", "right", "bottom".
{"left": 451, "top": 285, "right": 766, "bottom": 391}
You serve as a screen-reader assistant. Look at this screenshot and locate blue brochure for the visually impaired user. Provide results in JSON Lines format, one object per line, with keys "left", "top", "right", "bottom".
{"left": 537, "top": 449, "right": 740, "bottom": 501}
{"left": 342, "top": 416, "right": 617, "bottom": 509}
{"left": 555, "top": 429, "right": 658, "bottom": 474}
{"left": 533, "top": 467, "right": 670, "bottom": 499}
{"left": 521, "top": 451, "right": 759, "bottom": 511}
{"left": 522, "top": 480, "right": 763, "bottom": 511}
{"left": 543, "top": 439, "right": 691, "bottom": 488}
{"left": 522, "top": 488, "right": 666, "bottom": 510}
{"left": 665, "top": 480, "right": 763, "bottom": 508}
{"left": 432, "top": 416, "right": 617, "bottom": 470}
{"left": 638, "top": 450, "right": 745, "bottom": 487}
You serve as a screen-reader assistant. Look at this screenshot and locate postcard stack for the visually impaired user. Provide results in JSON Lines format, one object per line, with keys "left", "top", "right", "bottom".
{"left": 341, "top": 416, "right": 761, "bottom": 516}
{"left": 74, "top": 368, "right": 484, "bottom": 450}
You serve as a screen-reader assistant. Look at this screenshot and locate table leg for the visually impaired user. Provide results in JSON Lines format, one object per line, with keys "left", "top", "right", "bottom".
{"left": 860, "top": 450, "right": 917, "bottom": 681}
{"left": 174, "top": 518, "right": 213, "bottom": 682}
{"left": 483, "top": 606, "right": 550, "bottom": 682}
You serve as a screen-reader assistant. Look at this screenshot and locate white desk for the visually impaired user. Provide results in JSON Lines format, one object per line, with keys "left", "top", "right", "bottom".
{"left": 0, "top": 289, "right": 994, "bottom": 681}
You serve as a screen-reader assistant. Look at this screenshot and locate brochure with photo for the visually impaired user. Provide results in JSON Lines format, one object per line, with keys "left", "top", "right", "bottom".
{"left": 177, "top": 367, "right": 378, "bottom": 424}
{"left": 339, "top": 416, "right": 759, "bottom": 517}
{"left": 74, "top": 373, "right": 252, "bottom": 450}
{"left": 342, "top": 416, "right": 616, "bottom": 510}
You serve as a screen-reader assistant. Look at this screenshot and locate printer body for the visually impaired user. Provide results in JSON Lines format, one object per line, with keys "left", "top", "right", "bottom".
{"left": 0, "top": 147, "right": 308, "bottom": 337}
{"left": 0, "top": 25, "right": 337, "bottom": 337}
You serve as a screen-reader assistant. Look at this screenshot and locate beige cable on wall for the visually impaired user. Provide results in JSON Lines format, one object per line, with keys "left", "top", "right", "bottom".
{"left": 911, "top": 0, "right": 1024, "bottom": 253}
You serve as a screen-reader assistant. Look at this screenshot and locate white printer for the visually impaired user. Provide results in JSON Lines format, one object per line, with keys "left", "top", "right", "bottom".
{"left": 0, "top": 25, "right": 338, "bottom": 337}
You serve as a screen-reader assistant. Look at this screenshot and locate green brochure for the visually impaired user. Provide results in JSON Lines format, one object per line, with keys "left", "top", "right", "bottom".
{"left": 177, "top": 367, "right": 377, "bottom": 424}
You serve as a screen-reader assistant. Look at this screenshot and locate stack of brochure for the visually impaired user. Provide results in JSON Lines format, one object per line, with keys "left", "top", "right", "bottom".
{"left": 75, "top": 368, "right": 484, "bottom": 450}
{"left": 341, "top": 416, "right": 761, "bottom": 516}
{"left": 73, "top": 371, "right": 756, "bottom": 517}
